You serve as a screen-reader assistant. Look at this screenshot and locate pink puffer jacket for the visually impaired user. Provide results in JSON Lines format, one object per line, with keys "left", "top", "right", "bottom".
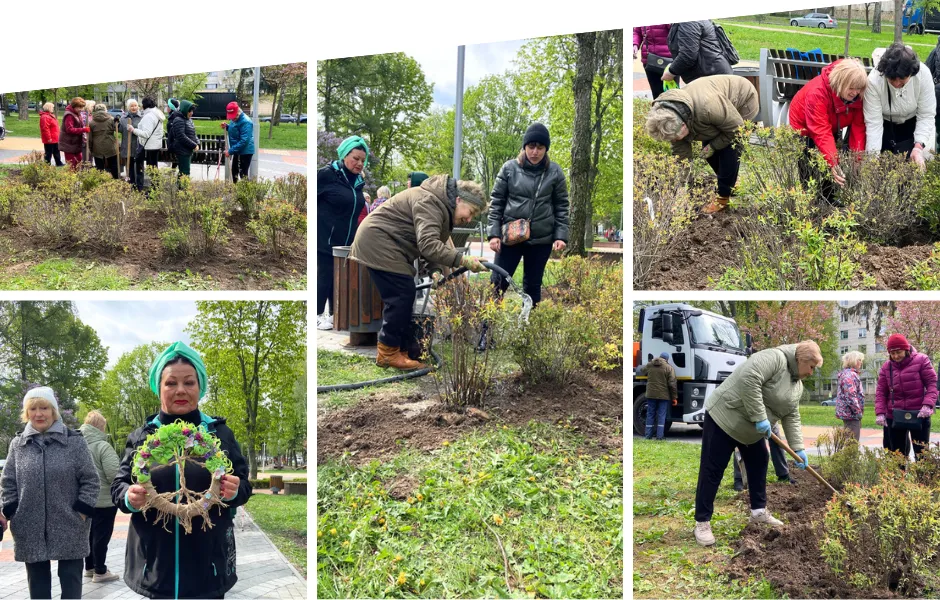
{"left": 633, "top": 25, "right": 672, "bottom": 65}
{"left": 875, "top": 351, "right": 938, "bottom": 415}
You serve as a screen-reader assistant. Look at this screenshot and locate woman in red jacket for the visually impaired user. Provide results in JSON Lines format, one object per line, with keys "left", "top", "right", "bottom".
{"left": 875, "top": 333, "right": 938, "bottom": 461}
{"left": 38, "top": 103, "right": 64, "bottom": 167}
{"left": 59, "top": 97, "right": 91, "bottom": 169}
{"left": 633, "top": 24, "right": 672, "bottom": 100}
{"left": 788, "top": 59, "right": 868, "bottom": 202}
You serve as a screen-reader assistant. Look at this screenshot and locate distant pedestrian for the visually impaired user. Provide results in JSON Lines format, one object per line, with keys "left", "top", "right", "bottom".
{"left": 664, "top": 20, "right": 732, "bottom": 84}
{"left": 59, "top": 97, "right": 91, "bottom": 169}
{"left": 127, "top": 97, "right": 166, "bottom": 171}
{"left": 633, "top": 24, "right": 673, "bottom": 99}
{"left": 88, "top": 104, "right": 119, "bottom": 179}
{"left": 39, "top": 103, "right": 64, "bottom": 166}
{"left": 78, "top": 411, "right": 120, "bottom": 584}
{"left": 836, "top": 351, "right": 866, "bottom": 440}
{"left": 168, "top": 100, "right": 200, "bottom": 179}
{"left": 371, "top": 185, "right": 392, "bottom": 211}
{"left": 407, "top": 171, "right": 429, "bottom": 188}
{"left": 638, "top": 352, "right": 677, "bottom": 440}
{"left": 357, "top": 192, "right": 372, "bottom": 225}
{"left": 222, "top": 101, "right": 255, "bottom": 183}
{"left": 875, "top": 334, "right": 937, "bottom": 460}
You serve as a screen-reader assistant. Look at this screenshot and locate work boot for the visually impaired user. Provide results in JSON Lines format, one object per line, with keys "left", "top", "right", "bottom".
{"left": 778, "top": 475, "right": 797, "bottom": 486}
{"left": 376, "top": 342, "right": 423, "bottom": 371}
{"left": 694, "top": 521, "right": 716, "bottom": 546}
{"left": 702, "top": 195, "right": 730, "bottom": 215}
{"left": 749, "top": 509, "right": 783, "bottom": 527}
{"left": 733, "top": 480, "right": 744, "bottom": 492}
{"left": 398, "top": 350, "right": 428, "bottom": 370}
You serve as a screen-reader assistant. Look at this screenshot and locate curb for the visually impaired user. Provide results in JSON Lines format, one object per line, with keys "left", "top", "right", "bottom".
{"left": 239, "top": 505, "right": 307, "bottom": 581}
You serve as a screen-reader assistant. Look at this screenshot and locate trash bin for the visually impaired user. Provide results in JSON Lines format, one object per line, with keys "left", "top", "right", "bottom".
{"left": 331, "top": 246, "right": 383, "bottom": 334}
{"left": 733, "top": 65, "right": 761, "bottom": 107}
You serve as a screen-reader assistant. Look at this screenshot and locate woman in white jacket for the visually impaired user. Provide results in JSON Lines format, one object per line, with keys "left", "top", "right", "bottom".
{"left": 126, "top": 96, "right": 165, "bottom": 169}
{"left": 864, "top": 43, "right": 937, "bottom": 168}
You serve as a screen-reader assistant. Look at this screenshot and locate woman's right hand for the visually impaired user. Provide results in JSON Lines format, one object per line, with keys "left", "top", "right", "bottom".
{"left": 127, "top": 484, "right": 148, "bottom": 510}
{"left": 489, "top": 238, "right": 501, "bottom": 253}
{"left": 831, "top": 164, "right": 846, "bottom": 186}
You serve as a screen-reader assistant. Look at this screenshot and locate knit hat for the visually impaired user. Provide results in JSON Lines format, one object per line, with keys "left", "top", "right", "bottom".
{"left": 179, "top": 99, "right": 195, "bottom": 115}
{"left": 23, "top": 386, "right": 59, "bottom": 418}
{"left": 886, "top": 333, "right": 911, "bottom": 351}
{"left": 167, "top": 98, "right": 179, "bottom": 112}
{"left": 409, "top": 171, "right": 429, "bottom": 187}
{"left": 455, "top": 180, "right": 485, "bottom": 207}
{"left": 523, "top": 123, "right": 551, "bottom": 150}
{"left": 149, "top": 341, "right": 208, "bottom": 399}
{"left": 226, "top": 102, "right": 240, "bottom": 119}
{"left": 337, "top": 135, "right": 370, "bottom": 164}
{"left": 659, "top": 352, "right": 670, "bottom": 360}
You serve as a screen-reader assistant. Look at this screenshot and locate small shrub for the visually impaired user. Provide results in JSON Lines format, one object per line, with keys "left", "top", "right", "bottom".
{"left": 17, "top": 170, "right": 85, "bottom": 241}
{"left": 249, "top": 478, "right": 271, "bottom": 489}
{"left": 919, "top": 159, "right": 940, "bottom": 235}
{"left": 816, "top": 429, "right": 886, "bottom": 490}
{"left": 508, "top": 301, "right": 594, "bottom": 384}
{"left": 234, "top": 179, "right": 272, "bottom": 219}
{"left": 20, "top": 159, "right": 57, "bottom": 187}
{"left": 81, "top": 180, "right": 141, "bottom": 250}
{"left": 76, "top": 167, "right": 112, "bottom": 193}
{"left": 272, "top": 172, "right": 307, "bottom": 213}
{"left": 160, "top": 177, "right": 232, "bottom": 256}
{"left": 0, "top": 183, "right": 30, "bottom": 227}
{"left": 22, "top": 150, "right": 46, "bottom": 166}
{"left": 146, "top": 167, "right": 183, "bottom": 213}
{"left": 248, "top": 198, "right": 306, "bottom": 256}
{"left": 840, "top": 151, "right": 926, "bottom": 244}
{"left": 905, "top": 243, "right": 940, "bottom": 289}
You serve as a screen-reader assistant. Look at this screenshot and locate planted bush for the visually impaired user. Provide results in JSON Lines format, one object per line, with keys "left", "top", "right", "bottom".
{"left": 81, "top": 180, "right": 141, "bottom": 250}
{"left": 235, "top": 179, "right": 272, "bottom": 219}
{"left": 20, "top": 158, "right": 57, "bottom": 187}
{"left": 17, "top": 171, "right": 85, "bottom": 242}
{"left": 160, "top": 177, "right": 232, "bottom": 256}
{"left": 905, "top": 243, "right": 940, "bottom": 289}
{"left": 840, "top": 151, "right": 926, "bottom": 244}
{"left": 0, "top": 183, "right": 29, "bottom": 227}
{"left": 508, "top": 301, "right": 594, "bottom": 384}
{"left": 248, "top": 198, "right": 306, "bottom": 256}
{"left": 815, "top": 428, "right": 886, "bottom": 490}
{"left": 76, "top": 167, "right": 112, "bottom": 193}
{"left": 273, "top": 172, "right": 307, "bottom": 213}
{"left": 146, "top": 167, "right": 182, "bottom": 213}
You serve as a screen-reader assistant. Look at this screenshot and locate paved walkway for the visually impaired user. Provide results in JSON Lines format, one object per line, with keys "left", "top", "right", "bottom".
{"left": 0, "top": 507, "right": 306, "bottom": 599}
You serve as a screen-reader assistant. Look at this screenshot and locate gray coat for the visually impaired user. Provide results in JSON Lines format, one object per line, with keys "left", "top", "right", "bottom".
{"left": 487, "top": 158, "right": 570, "bottom": 245}
{"left": 118, "top": 111, "right": 143, "bottom": 156}
{"left": 1, "top": 421, "right": 99, "bottom": 563}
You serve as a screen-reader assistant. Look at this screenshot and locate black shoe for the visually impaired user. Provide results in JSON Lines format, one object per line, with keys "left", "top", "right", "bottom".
{"left": 733, "top": 481, "right": 744, "bottom": 492}
{"left": 779, "top": 476, "right": 797, "bottom": 486}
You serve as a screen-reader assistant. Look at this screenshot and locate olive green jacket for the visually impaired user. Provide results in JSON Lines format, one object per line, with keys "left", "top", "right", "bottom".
{"left": 640, "top": 357, "right": 678, "bottom": 401}
{"left": 704, "top": 344, "right": 805, "bottom": 451}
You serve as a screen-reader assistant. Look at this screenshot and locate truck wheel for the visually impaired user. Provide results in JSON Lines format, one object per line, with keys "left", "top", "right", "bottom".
{"left": 633, "top": 395, "right": 648, "bottom": 436}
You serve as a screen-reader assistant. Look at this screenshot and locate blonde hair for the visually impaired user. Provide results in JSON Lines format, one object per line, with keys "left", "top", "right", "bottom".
{"left": 842, "top": 350, "right": 865, "bottom": 369}
{"left": 645, "top": 104, "right": 686, "bottom": 142}
{"left": 828, "top": 59, "right": 868, "bottom": 99}
{"left": 376, "top": 186, "right": 391, "bottom": 199}
{"left": 42, "top": 102, "right": 54, "bottom": 113}
{"left": 85, "top": 100, "right": 96, "bottom": 112}
{"left": 83, "top": 410, "right": 106, "bottom": 431}
{"left": 21, "top": 397, "right": 59, "bottom": 424}
{"left": 796, "top": 340, "right": 824, "bottom": 368}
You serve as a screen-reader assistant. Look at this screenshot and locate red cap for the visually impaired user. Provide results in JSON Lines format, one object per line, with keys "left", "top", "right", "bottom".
{"left": 226, "top": 102, "right": 239, "bottom": 118}
{"left": 886, "top": 334, "right": 910, "bottom": 351}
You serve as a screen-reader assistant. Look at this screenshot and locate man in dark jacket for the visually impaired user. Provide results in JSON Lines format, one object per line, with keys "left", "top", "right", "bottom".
{"left": 664, "top": 20, "right": 733, "bottom": 84}
{"left": 639, "top": 352, "right": 678, "bottom": 440}
{"left": 169, "top": 99, "right": 199, "bottom": 178}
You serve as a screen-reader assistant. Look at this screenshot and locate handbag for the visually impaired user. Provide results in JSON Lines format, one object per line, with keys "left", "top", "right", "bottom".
{"left": 646, "top": 52, "right": 673, "bottom": 75}
{"left": 888, "top": 362, "right": 925, "bottom": 431}
{"left": 501, "top": 171, "right": 546, "bottom": 246}
{"left": 135, "top": 113, "right": 159, "bottom": 161}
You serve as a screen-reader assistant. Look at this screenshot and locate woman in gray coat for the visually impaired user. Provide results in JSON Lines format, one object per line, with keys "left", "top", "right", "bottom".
{"left": 0, "top": 386, "right": 99, "bottom": 599}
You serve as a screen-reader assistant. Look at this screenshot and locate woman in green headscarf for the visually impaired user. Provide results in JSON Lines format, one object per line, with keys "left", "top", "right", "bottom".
{"left": 110, "top": 341, "right": 252, "bottom": 599}
{"left": 317, "top": 135, "right": 370, "bottom": 331}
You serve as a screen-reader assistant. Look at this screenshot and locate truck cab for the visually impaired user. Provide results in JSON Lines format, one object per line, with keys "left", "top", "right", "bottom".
{"left": 903, "top": 0, "right": 940, "bottom": 34}
{"left": 633, "top": 304, "right": 751, "bottom": 436}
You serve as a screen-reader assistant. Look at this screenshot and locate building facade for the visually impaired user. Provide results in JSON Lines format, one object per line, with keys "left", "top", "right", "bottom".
{"left": 813, "top": 301, "right": 886, "bottom": 401}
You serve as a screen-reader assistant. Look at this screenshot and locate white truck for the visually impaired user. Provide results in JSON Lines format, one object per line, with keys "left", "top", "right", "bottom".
{"left": 633, "top": 303, "right": 752, "bottom": 436}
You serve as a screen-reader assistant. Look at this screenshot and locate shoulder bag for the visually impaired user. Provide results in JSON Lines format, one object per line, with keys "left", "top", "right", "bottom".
{"left": 501, "top": 170, "right": 546, "bottom": 246}
{"left": 889, "top": 361, "right": 924, "bottom": 430}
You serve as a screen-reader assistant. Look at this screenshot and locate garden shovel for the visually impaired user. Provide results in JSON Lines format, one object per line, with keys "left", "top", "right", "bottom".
{"left": 770, "top": 432, "right": 837, "bottom": 495}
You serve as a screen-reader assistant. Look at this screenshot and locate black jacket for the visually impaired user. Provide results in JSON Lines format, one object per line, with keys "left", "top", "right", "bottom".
{"left": 111, "top": 410, "right": 252, "bottom": 599}
{"left": 317, "top": 161, "right": 366, "bottom": 253}
{"left": 487, "top": 158, "right": 570, "bottom": 245}
{"left": 667, "top": 20, "right": 733, "bottom": 83}
{"left": 169, "top": 114, "right": 198, "bottom": 156}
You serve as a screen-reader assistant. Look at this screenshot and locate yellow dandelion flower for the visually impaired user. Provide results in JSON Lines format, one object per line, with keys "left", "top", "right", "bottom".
{"left": 397, "top": 572, "right": 407, "bottom": 585}
{"left": 492, "top": 514, "right": 503, "bottom": 526}
{"left": 317, "top": 530, "right": 323, "bottom": 538}
{"left": 442, "top": 440, "right": 450, "bottom": 447}
{"left": 416, "top": 493, "right": 424, "bottom": 501}
{"left": 394, "top": 554, "right": 403, "bottom": 562}
{"left": 329, "top": 528, "right": 337, "bottom": 536}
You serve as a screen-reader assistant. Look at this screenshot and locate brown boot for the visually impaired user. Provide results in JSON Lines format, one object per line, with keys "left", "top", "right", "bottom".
{"left": 398, "top": 350, "right": 428, "bottom": 370}
{"left": 702, "top": 195, "right": 730, "bottom": 215}
{"left": 376, "top": 342, "right": 423, "bottom": 371}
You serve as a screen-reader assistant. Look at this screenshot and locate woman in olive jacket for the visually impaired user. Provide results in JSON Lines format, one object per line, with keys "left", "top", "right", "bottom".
{"left": 486, "top": 123, "right": 569, "bottom": 307}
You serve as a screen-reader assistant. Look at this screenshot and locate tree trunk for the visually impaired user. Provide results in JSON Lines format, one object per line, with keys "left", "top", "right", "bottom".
{"left": 845, "top": 4, "right": 852, "bottom": 55}
{"left": 865, "top": 2, "right": 871, "bottom": 26}
{"left": 568, "top": 32, "right": 596, "bottom": 257}
{"left": 894, "top": 0, "right": 904, "bottom": 42}
{"left": 267, "top": 85, "right": 278, "bottom": 140}
{"left": 296, "top": 78, "right": 304, "bottom": 126}
{"left": 236, "top": 68, "right": 248, "bottom": 103}
{"left": 15, "top": 92, "right": 29, "bottom": 121}
{"left": 1, "top": 94, "right": 8, "bottom": 116}
{"left": 873, "top": 2, "right": 882, "bottom": 33}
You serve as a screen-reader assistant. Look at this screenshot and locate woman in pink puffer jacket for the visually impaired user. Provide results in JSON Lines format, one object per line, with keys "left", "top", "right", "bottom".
{"left": 633, "top": 24, "right": 672, "bottom": 99}
{"left": 875, "top": 333, "right": 938, "bottom": 460}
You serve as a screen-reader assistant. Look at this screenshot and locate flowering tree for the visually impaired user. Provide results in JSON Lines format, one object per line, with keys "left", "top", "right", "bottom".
{"left": 886, "top": 302, "right": 940, "bottom": 362}
{"left": 317, "top": 130, "right": 376, "bottom": 191}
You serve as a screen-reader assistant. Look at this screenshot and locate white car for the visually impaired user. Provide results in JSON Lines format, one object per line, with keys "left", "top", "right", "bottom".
{"left": 790, "top": 13, "right": 838, "bottom": 28}
{"left": 0, "top": 110, "right": 5, "bottom": 140}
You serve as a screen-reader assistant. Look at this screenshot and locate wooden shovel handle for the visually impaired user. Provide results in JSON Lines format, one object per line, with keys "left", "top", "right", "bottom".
{"left": 769, "top": 432, "right": 837, "bottom": 494}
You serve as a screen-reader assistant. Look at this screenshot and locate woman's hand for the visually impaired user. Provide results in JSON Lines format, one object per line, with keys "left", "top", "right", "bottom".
{"left": 127, "top": 484, "right": 148, "bottom": 510}
{"left": 489, "top": 238, "right": 501, "bottom": 253}
{"left": 552, "top": 240, "right": 566, "bottom": 252}
{"left": 220, "top": 474, "right": 240, "bottom": 501}
{"left": 876, "top": 414, "right": 887, "bottom": 427}
{"left": 79, "top": 513, "right": 87, "bottom": 522}
{"left": 831, "top": 164, "right": 846, "bottom": 186}
{"left": 0, "top": 513, "right": 8, "bottom": 530}
{"left": 633, "top": 45, "right": 639, "bottom": 60}
{"left": 661, "top": 68, "right": 676, "bottom": 82}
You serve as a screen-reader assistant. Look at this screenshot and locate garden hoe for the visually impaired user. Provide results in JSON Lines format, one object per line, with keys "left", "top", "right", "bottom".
{"left": 770, "top": 432, "right": 837, "bottom": 495}
{"left": 735, "top": 448, "right": 747, "bottom": 490}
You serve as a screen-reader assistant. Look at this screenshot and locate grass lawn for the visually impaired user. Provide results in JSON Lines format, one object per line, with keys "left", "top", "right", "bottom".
{"left": 245, "top": 494, "right": 307, "bottom": 576}
{"left": 1, "top": 112, "right": 306, "bottom": 151}
{"left": 316, "top": 349, "right": 420, "bottom": 409}
{"left": 318, "top": 422, "right": 623, "bottom": 598}
{"left": 798, "top": 403, "right": 940, "bottom": 432}
{"left": 633, "top": 439, "right": 779, "bottom": 599}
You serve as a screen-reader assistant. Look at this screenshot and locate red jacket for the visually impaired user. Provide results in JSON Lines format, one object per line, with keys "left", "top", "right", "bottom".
{"left": 633, "top": 25, "right": 671, "bottom": 65}
{"left": 788, "top": 60, "right": 866, "bottom": 168}
{"left": 875, "top": 351, "right": 938, "bottom": 415}
{"left": 39, "top": 111, "right": 59, "bottom": 144}
{"left": 356, "top": 204, "right": 368, "bottom": 226}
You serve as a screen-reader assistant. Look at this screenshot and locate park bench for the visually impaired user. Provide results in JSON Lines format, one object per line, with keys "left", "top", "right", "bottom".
{"left": 757, "top": 48, "right": 874, "bottom": 127}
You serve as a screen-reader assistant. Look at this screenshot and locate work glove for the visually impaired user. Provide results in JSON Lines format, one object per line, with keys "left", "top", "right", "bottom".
{"left": 795, "top": 450, "right": 809, "bottom": 470}
{"left": 460, "top": 256, "right": 487, "bottom": 273}
{"left": 876, "top": 414, "right": 887, "bottom": 427}
{"left": 912, "top": 145, "right": 927, "bottom": 171}
{"left": 700, "top": 144, "right": 715, "bottom": 160}
{"left": 919, "top": 405, "right": 935, "bottom": 419}
{"left": 755, "top": 419, "right": 772, "bottom": 438}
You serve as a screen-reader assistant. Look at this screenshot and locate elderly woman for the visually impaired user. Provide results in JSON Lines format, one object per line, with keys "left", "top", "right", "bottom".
{"left": 127, "top": 97, "right": 166, "bottom": 170}
{"left": 1, "top": 386, "right": 99, "bottom": 599}
{"left": 875, "top": 334, "right": 938, "bottom": 460}
{"left": 634, "top": 24, "right": 673, "bottom": 100}
{"left": 111, "top": 341, "right": 251, "bottom": 599}
{"left": 88, "top": 104, "right": 119, "bottom": 179}
{"left": 118, "top": 100, "right": 144, "bottom": 190}
{"left": 59, "top": 97, "right": 91, "bottom": 169}
{"left": 39, "top": 103, "right": 64, "bottom": 166}
{"left": 836, "top": 351, "right": 866, "bottom": 440}
{"left": 317, "top": 135, "right": 370, "bottom": 331}
{"left": 693, "top": 341, "right": 821, "bottom": 547}
{"left": 371, "top": 185, "right": 392, "bottom": 212}
{"left": 789, "top": 59, "right": 868, "bottom": 198}
{"left": 646, "top": 74, "right": 759, "bottom": 214}
{"left": 864, "top": 43, "right": 937, "bottom": 168}
{"left": 78, "top": 411, "right": 121, "bottom": 583}
{"left": 168, "top": 100, "right": 200, "bottom": 179}
{"left": 350, "top": 175, "right": 488, "bottom": 370}
{"left": 222, "top": 101, "right": 255, "bottom": 183}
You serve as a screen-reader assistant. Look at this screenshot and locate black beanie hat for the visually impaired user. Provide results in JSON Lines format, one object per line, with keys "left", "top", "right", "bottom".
{"left": 409, "top": 171, "right": 429, "bottom": 187}
{"left": 523, "top": 123, "right": 550, "bottom": 150}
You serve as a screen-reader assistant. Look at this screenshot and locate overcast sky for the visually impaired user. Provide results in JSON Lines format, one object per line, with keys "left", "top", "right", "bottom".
{"left": 74, "top": 301, "right": 198, "bottom": 368}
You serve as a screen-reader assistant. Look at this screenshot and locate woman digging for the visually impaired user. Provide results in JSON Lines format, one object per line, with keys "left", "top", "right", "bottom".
{"left": 693, "top": 341, "right": 820, "bottom": 547}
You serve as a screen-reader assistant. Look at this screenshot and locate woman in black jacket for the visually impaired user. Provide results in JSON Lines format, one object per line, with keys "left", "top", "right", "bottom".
{"left": 316, "top": 135, "right": 368, "bottom": 331}
{"left": 486, "top": 123, "right": 569, "bottom": 308}
{"left": 169, "top": 100, "right": 200, "bottom": 179}
{"left": 664, "top": 20, "right": 733, "bottom": 84}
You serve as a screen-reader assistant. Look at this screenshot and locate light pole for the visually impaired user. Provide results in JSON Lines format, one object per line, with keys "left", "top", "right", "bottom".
{"left": 453, "top": 46, "right": 465, "bottom": 179}
{"left": 250, "top": 66, "right": 261, "bottom": 180}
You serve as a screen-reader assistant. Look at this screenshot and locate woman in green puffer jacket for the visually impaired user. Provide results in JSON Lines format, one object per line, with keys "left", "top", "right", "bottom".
{"left": 78, "top": 411, "right": 121, "bottom": 584}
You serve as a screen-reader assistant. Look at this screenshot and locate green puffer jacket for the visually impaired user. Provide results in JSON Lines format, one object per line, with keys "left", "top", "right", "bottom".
{"left": 640, "top": 357, "right": 677, "bottom": 401}
{"left": 704, "top": 344, "right": 805, "bottom": 451}
{"left": 79, "top": 424, "right": 121, "bottom": 508}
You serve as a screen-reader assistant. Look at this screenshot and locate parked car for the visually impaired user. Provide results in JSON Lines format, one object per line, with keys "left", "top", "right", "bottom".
{"left": 259, "top": 114, "right": 297, "bottom": 123}
{"left": 0, "top": 110, "right": 5, "bottom": 141}
{"left": 107, "top": 108, "right": 125, "bottom": 119}
{"left": 7, "top": 104, "right": 17, "bottom": 113}
{"left": 821, "top": 396, "right": 837, "bottom": 406}
{"left": 791, "top": 13, "right": 837, "bottom": 28}
{"left": 299, "top": 114, "right": 307, "bottom": 123}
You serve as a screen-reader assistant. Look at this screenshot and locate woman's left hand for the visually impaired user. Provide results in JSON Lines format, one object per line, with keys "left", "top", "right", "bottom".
{"left": 661, "top": 69, "right": 675, "bottom": 82}
{"left": 553, "top": 240, "right": 566, "bottom": 252}
{"left": 220, "top": 474, "right": 240, "bottom": 501}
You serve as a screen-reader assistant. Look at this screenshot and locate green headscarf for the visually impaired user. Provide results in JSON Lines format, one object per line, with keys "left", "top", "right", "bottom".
{"left": 149, "top": 341, "right": 208, "bottom": 399}
{"left": 336, "top": 135, "right": 370, "bottom": 165}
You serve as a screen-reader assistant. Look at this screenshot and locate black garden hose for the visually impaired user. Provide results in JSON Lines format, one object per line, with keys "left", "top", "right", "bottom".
{"left": 316, "top": 348, "right": 442, "bottom": 393}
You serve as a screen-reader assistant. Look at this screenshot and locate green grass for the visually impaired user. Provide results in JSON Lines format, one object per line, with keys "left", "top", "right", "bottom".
{"left": 318, "top": 421, "right": 623, "bottom": 598}
{"left": 798, "top": 403, "right": 940, "bottom": 432}
{"left": 0, "top": 258, "right": 133, "bottom": 290}
{"left": 245, "top": 494, "right": 307, "bottom": 576}
{"left": 1, "top": 112, "right": 306, "bottom": 151}
{"left": 316, "top": 349, "right": 420, "bottom": 409}
{"left": 633, "top": 439, "right": 782, "bottom": 599}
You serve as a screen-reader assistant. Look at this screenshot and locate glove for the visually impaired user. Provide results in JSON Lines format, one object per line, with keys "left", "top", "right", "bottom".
{"left": 755, "top": 419, "right": 772, "bottom": 438}
{"left": 912, "top": 146, "right": 927, "bottom": 170}
{"left": 876, "top": 414, "right": 887, "bottom": 427}
{"left": 919, "top": 405, "right": 935, "bottom": 419}
{"left": 460, "top": 256, "right": 487, "bottom": 273}
{"left": 795, "top": 450, "right": 808, "bottom": 470}
{"left": 700, "top": 145, "right": 714, "bottom": 160}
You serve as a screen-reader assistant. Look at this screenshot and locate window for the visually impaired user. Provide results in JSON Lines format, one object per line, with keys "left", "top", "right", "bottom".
{"left": 823, "top": 381, "right": 833, "bottom": 392}
{"left": 839, "top": 301, "right": 852, "bottom": 307}
{"left": 206, "top": 84, "right": 218, "bottom": 90}
{"left": 841, "top": 330, "right": 849, "bottom": 340}
{"left": 876, "top": 343, "right": 886, "bottom": 352}
{"left": 650, "top": 315, "right": 684, "bottom": 345}
{"left": 858, "top": 329, "right": 867, "bottom": 338}
{"left": 840, "top": 313, "right": 849, "bottom": 323}
{"left": 840, "top": 346, "right": 849, "bottom": 355}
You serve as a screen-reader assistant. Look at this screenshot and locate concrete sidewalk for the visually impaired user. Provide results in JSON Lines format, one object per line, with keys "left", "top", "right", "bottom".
{"left": 0, "top": 507, "right": 306, "bottom": 599}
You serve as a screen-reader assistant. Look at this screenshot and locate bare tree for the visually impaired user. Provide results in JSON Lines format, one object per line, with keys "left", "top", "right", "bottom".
{"left": 845, "top": 4, "right": 853, "bottom": 55}
{"left": 873, "top": 2, "right": 883, "bottom": 33}
{"left": 14, "top": 92, "right": 29, "bottom": 121}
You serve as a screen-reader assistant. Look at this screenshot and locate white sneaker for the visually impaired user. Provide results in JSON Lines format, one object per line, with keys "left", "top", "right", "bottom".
{"left": 749, "top": 509, "right": 783, "bottom": 527}
{"left": 694, "top": 521, "right": 715, "bottom": 546}
{"left": 316, "top": 314, "right": 333, "bottom": 331}
{"left": 92, "top": 570, "right": 119, "bottom": 583}
{"left": 83, "top": 569, "right": 94, "bottom": 578}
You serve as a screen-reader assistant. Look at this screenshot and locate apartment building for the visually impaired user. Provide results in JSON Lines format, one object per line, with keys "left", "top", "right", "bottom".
{"left": 815, "top": 301, "right": 886, "bottom": 400}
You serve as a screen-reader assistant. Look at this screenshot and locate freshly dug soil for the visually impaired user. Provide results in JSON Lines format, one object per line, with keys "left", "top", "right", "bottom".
{"left": 317, "top": 369, "right": 623, "bottom": 465}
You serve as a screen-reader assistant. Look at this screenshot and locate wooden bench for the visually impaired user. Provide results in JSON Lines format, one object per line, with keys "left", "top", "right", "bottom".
{"left": 284, "top": 481, "right": 307, "bottom": 496}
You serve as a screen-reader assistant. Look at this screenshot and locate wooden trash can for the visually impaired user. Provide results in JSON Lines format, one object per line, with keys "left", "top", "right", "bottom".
{"left": 269, "top": 475, "right": 284, "bottom": 490}
{"left": 332, "top": 246, "right": 383, "bottom": 336}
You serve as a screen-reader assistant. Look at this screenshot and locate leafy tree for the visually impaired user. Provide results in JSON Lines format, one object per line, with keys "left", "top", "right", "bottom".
{"left": 840, "top": 301, "right": 896, "bottom": 339}
{"left": 886, "top": 302, "right": 940, "bottom": 362}
{"left": 261, "top": 63, "right": 307, "bottom": 139}
{"left": 410, "top": 106, "right": 456, "bottom": 181}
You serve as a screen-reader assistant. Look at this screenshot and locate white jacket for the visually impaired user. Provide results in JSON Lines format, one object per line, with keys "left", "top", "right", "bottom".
{"left": 864, "top": 63, "right": 937, "bottom": 153}
{"left": 132, "top": 107, "right": 165, "bottom": 150}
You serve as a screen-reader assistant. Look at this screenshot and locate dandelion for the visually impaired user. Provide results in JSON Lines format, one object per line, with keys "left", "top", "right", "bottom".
{"left": 397, "top": 572, "right": 407, "bottom": 585}
{"left": 329, "top": 528, "right": 337, "bottom": 536}
{"left": 407, "top": 497, "right": 415, "bottom": 504}
{"left": 442, "top": 440, "right": 450, "bottom": 447}
{"left": 492, "top": 514, "right": 503, "bottom": 526}
{"left": 419, "top": 578, "right": 425, "bottom": 586}
{"left": 527, "top": 476, "right": 536, "bottom": 482}
{"left": 342, "top": 540, "right": 349, "bottom": 547}
{"left": 416, "top": 493, "right": 424, "bottom": 501}
{"left": 394, "top": 554, "right": 403, "bottom": 562}
{"left": 378, "top": 517, "right": 386, "bottom": 525}
{"left": 317, "top": 530, "right": 323, "bottom": 538}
